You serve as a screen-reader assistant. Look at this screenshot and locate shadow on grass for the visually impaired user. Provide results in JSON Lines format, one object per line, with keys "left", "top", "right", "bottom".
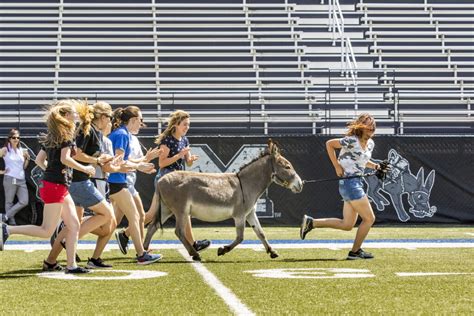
{"left": 0, "top": 268, "right": 40, "bottom": 279}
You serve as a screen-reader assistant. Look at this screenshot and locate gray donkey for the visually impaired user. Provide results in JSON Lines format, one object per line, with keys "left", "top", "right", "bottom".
{"left": 144, "top": 139, "right": 303, "bottom": 261}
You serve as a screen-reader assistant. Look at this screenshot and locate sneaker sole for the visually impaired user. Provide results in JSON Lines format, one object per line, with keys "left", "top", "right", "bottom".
{"left": 115, "top": 231, "right": 128, "bottom": 255}
{"left": 300, "top": 215, "right": 309, "bottom": 240}
{"left": 137, "top": 255, "right": 163, "bottom": 265}
{"left": 86, "top": 263, "right": 113, "bottom": 269}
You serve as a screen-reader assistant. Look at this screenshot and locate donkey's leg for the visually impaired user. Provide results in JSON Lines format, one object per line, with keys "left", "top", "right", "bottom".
{"left": 246, "top": 209, "right": 278, "bottom": 259}
{"left": 143, "top": 204, "right": 172, "bottom": 251}
{"left": 175, "top": 213, "right": 201, "bottom": 261}
{"left": 217, "top": 216, "right": 245, "bottom": 257}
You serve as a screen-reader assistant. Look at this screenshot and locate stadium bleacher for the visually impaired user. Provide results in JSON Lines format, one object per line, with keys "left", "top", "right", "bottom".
{"left": 0, "top": 0, "right": 472, "bottom": 136}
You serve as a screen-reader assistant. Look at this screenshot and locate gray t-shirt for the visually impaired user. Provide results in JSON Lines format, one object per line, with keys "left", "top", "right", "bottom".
{"left": 338, "top": 136, "right": 374, "bottom": 176}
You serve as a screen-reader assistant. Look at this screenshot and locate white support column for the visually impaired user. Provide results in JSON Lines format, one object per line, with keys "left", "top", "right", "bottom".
{"left": 151, "top": 0, "right": 161, "bottom": 133}
{"left": 54, "top": 0, "right": 64, "bottom": 98}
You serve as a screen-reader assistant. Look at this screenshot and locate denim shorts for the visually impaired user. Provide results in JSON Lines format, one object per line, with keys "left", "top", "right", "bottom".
{"left": 338, "top": 177, "right": 366, "bottom": 201}
{"left": 69, "top": 179, "right": 104, "bottom": 208}
{"left": 126, "top": 172, "right": 138, "bottom": 196}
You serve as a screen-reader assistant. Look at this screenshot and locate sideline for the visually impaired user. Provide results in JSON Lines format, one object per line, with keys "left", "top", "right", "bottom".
{"left": 3, "top": 238, "right": 473, "bottom": 251}
{"left": 177, "top": 248, "right": 255, "bottom": 316}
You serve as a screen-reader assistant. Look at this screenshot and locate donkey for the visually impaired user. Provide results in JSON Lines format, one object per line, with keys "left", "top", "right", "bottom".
{"left": 365, "top": 149, "right": 437, "bottom": 222}
{"left": 143, "top": 139, "right": 303, "bottom": 261}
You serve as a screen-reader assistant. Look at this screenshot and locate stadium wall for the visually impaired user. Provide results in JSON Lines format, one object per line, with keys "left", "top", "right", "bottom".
{"left": 1, "top": 136, "right": 472, "bottom": 226}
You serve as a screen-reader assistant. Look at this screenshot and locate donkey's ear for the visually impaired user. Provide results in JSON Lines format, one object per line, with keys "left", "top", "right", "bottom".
{"left": 416, "top": 167, "right": 424, "bottom": 186}
{"left": 268, "top": 138, "right": 280, "bottom": 156}
{"left": 424, "top": 170, "right": 435, "bottom": 191}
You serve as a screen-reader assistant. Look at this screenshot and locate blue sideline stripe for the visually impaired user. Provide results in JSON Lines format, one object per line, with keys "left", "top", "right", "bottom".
{"left": 5, "top": 238, "right": 474, "bottom": 245}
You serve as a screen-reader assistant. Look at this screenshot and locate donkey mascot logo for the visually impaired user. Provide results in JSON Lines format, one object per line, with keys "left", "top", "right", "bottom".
{"left": 365, "top": 149, "right": 437, "bottom": 222}
{"left": 144, "top": 139, "right": 303, "bottom": 261}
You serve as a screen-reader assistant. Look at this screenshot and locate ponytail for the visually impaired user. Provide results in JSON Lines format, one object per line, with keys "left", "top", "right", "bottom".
{"left": 39, "top": 99, "right": 77, "bottom": 148}
{"left": 76, "top": 99, "right": 94, "bottom": 136}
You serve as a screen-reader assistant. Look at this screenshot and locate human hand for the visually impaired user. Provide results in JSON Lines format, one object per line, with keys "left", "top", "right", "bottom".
{"left": 335, "top": 164, "right": 344, "bottom": 177}
{"left": 137, "top": 162, "right": 156, "bottom": 174}
{"left": 177, "top": 147, "right": 191, "bottom": 159}
{"left": 145, "top": 147, "right": 162, "bottom": 162}
{"left": 84, "top": 165, "right": 96, "bottom": 177}
{"left": 98, "top": 154, "right": 114, "bottom": 165}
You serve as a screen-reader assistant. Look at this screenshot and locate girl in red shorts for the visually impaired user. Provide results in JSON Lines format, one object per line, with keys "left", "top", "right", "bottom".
{"left": 0, "top": 99, "right": 96, "bottom": 274}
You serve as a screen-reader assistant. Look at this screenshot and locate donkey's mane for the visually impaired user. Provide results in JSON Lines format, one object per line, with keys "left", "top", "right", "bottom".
{"left": 237, "top": 150, "right": 270, "bottom": 173}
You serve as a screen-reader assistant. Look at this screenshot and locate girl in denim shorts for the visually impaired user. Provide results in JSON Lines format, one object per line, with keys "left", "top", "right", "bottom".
{"left": 300, "top": 113, "right": 384, "bottom": 260}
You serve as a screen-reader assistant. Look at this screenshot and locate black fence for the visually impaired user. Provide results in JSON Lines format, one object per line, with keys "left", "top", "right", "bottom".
{"left": 1, "top": 136, "right": 472, "bottom": 226}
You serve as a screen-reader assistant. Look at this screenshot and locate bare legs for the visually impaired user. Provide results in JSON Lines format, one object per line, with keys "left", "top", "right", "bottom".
{"left": 311, "top": 196, "right": 375, "bottom": 252}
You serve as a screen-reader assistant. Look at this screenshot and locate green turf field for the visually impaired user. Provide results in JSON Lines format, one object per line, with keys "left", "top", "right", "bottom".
{"left": 0, "top": 227, "right": 472, "bottom": 315}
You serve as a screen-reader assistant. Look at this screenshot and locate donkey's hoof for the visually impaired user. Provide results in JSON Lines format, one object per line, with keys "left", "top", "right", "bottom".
{"left": 192, "top": 255, "right": 202, "bottom": 262}
{"left": 217, "top": 247, "right": 226, "bottom": 256}
{"left": 270, "top": 251, "right": 279, "bottom": 259}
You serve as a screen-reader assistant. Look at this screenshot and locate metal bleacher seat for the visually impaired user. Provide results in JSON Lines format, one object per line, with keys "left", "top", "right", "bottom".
{"left": 0, "top": 0, "right": 472, "bottom": 135}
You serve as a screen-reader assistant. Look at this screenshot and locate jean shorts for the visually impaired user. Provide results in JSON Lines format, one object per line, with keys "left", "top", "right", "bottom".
{"left": 126, "top": 172, "right": 138, "bottom": 196}
{"left": 338, "top": 177, "right": 366, "bottom": 201}
{"left": 69, "top": 179, "right": 104, "bottom": 208}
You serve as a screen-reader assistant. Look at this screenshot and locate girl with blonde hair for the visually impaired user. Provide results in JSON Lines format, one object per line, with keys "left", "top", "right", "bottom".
{"left": 115, "top": 110, "right": 209, "bottom": 255}
{"left": 45, "top": 100, "right": 122, "bottom": 269}
{"left": 300, "top": 113, "right": 384, "bottom": 260}
{"left": 0, "top": 99, "right": 95, "bottom": 273}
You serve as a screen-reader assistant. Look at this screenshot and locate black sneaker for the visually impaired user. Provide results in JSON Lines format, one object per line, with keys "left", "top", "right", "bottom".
{"left": 300, "top": 215, "right": 313, "bottom": 240}
{"left": 0, "top": 223, "right": 9, "bottom": 251}
{"left": 50, "top": 221, "right": 65, "bottom": 248}
{"left": 86, "top": 257, "right": 113, "bottom": 269}
{"left": 65, "top": 266, "right": 90, "bottom": 274}
{"left": 193, "top": 239, "right": 211, "bottom": 252}
{"left": 347, "top": 249, "right": 374, "bottom": 260}
{"left": 115, "top": 229, "right": 129, "bottom": 255}
{"left": 42, "top": 260, "right": 64, "bottom": 272}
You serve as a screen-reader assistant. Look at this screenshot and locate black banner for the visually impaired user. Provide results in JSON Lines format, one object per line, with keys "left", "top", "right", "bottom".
{"left": 1, "top": 136, "right": 473, "bottom": 225}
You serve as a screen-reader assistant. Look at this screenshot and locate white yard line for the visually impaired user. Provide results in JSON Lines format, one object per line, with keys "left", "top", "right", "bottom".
{"left": 177, "top": 248, "right": 255, "bottom": 316}
{"left": 4, "top": 241, "right": 474, "bottom": 252}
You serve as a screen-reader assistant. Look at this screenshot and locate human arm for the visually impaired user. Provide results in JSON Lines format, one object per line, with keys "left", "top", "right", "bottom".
{"left": 73, "top": 147, "right": 113, "bottom": 167}
{"left": 60, "top": 146, "right": 95, "bottom": 177}
{"left": 35, "top": 149, "right": 48, "bottom": 171}
{"left": 158, "top": 144, "right": 190, "bottom": 169}
{"left": 326, "top": 138, "right": 344, "bottom": 177}
{"left": 23, "top": 149, "right": 30, "bottom": 169}
{"left": 114, "top": 148, "right": 155, "bottom": 174}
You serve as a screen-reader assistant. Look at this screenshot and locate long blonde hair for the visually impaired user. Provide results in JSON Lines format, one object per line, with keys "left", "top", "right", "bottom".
{"left": 75, "top": 99, "right": 94, "bottom": 136}
{"left": 346, "top": 113, "right": 376, "bottom": 138}
{"left": 39, "top": 99, "right": 77, "bottom": 148}
{"left": 155, "top": 110, "right": 190, "bottom": 144}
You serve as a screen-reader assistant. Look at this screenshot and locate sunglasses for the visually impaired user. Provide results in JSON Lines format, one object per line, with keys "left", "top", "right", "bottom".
{"left": 10, "top": 136, "right": 20, "bottom": 140}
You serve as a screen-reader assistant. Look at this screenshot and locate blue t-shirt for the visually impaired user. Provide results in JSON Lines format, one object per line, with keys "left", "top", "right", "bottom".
{"left": 108, "top": 125, "right": 131, "bottom": 184}
{"left": 159, "top": 135, "right": 189, "bottom": 174}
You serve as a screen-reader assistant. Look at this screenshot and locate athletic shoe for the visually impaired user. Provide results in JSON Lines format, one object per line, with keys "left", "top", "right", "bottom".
{"left": 115, "top": 229, "right": 129, "bottom": 255}
{"left": 0, "top": 223, "right": 9, "bottom": 251}
{"left": 65, "top": 266, "right": 90, "bottom": 274}
{"left": 347, "top": 249, "right": 374, "bottom": 260}
{"left": 50, "top": 221, "right": 65, "bottom": 248}
{"left": 42, "top": 260, "right": 64, "bottom": 272}
{"left": 86, "top": 257, "right": 113, "bottom": 269}
{"left": 137, "top": 251, "right": 163, "bottom": 265}
{"left": 193, "top": 239, "right": 211, "bottom": 252}
{"left": 300, "top": 215, "right": 314, "bottom": 240}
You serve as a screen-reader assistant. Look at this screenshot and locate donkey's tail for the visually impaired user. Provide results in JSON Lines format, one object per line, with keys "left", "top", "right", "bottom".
{"left": 143, "top": 191, "right": 164, "bottom": 250}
